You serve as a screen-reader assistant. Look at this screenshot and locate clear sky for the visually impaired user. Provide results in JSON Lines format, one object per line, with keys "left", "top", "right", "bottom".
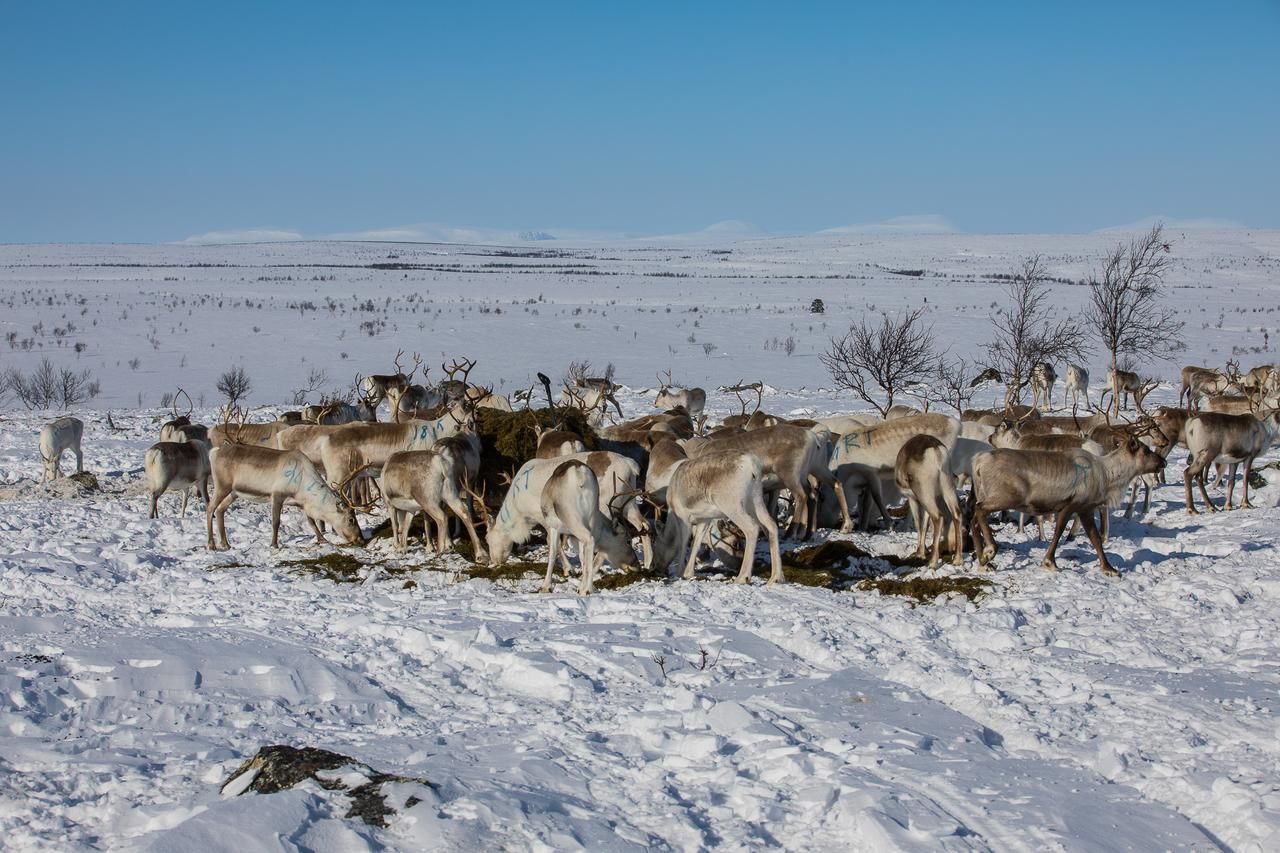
{"left": 2, "top": 1, "right": 1277, "bottom": 243}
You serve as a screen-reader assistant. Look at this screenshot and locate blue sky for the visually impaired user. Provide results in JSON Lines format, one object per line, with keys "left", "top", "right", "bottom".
{"left": 2, "top": 1, "right": 1276, "bottom": 242}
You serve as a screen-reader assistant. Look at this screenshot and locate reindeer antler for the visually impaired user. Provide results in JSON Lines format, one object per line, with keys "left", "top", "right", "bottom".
{"left": 174, "top": 387, "right": 193, "bottom": 419}
{"left": 335, "top": 462, "right": 381, "bottom": 513}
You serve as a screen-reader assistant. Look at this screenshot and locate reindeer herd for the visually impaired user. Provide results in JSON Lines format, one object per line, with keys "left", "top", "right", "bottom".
{"left": 29, "top": 354, "right": 1280, "bottom": 592}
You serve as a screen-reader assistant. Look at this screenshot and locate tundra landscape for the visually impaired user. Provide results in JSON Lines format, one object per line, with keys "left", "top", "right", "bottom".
{"left": 2, "top": 229, "right": 1280, "bottom": 850}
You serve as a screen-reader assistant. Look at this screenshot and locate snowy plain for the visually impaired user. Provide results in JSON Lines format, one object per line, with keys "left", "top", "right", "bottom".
{"left": 1, "top": 231, "right": 1279, "bottom": 851}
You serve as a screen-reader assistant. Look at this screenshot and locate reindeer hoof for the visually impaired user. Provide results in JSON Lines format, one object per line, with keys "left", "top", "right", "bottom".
{"left": 734, "top": 575, "right": 751, "bottom": 585}
{"left": 1101, "top": 566, "right": 1120, "bottom": 578}
{"left": 1041, "top": 559, "right": 1058, "bottom": 572}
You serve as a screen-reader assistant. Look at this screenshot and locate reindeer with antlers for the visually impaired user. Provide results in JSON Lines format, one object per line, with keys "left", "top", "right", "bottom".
{"left": 205, "top": 444, "right": 364, "bottom": 549}
{"left": 655, "top": 370, "right": 707, "bottom": 420}
{"left": 357, "top": 349, "right": 418, "bottom": 416}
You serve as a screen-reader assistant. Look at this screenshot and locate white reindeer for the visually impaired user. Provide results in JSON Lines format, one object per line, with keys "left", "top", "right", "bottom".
{"left": 145, "top": 440, "right": 211, "bottom": 518}
{"left": 39, "top": 416, "right": 84, "bottom": 482}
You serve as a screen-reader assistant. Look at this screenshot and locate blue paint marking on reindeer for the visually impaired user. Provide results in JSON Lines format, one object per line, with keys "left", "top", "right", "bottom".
{"left": 1067, "top": 458, "right": 1092, "bottom": 493}
{"left": 282, "top": 459, "right": 303, "bottom": 486}
{"left": 418, "top": 423, "right": 431, "bottom": 442}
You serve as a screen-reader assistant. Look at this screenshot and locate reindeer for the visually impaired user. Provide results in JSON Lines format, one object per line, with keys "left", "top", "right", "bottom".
{"left": 1179, "top": 363, "right": 1236, "bottom": 410}
{"left": 654, "top": 370, "right": 706, "bottom": 420}
{"left": 144, "top": 439, "right": 211, "bottom": 518}
{"left": 358, "top": 349, "right": 418, "bottom": 414}
{"left": 159, "top": 389, "right": 207, "bottom": 444}
{"left": 1183, "top": 410, "right": 1280, "bottom": 514}
{"left": 206, "top": 445, "right": 364, "bottom": 550}
{"left": 718, "top": 380, "right": 765, "bottom": 428}
{"left": 209, "top": 406, "right": 291, "bottom": 449}
{"left": 1103, "top": 368, "right": 1159, "bottom": 415}
{"left": 895, "top": 435, "right": 964, "bottom": 567}
{"left": 690, "top": 422, "right": 851, "bottom": 536}
{"left": 39, "top": 416, "right": 84, "bottom": 482}
{"left": 537, "top": 460, "right": 638, "bottom": 594}
{"left": 1031, "top": 362, "right": 1056, "bottom": 412}
{"left": 534, "top": 423, "right": 587, "bottom": 459}
{"left": 969, "top": 437, "right": 1166, "bottom": 576}
{"left": 380, "top": 443, "right": 486, "bottom": 560}
{"left": 828, "top": 413, "right": 960, "bottom": 529}
{"left": 885, "top": 404, "right": 923, "bottom": 420}
{"left": 1238, "top": 364, "right": 1278, "bottom": 401}
{"left": 650, "top": 450, "right": 783, "bottom": 584}
{"left": 480, "top": 451, "right": 642, "bottom": 576}
{"left": 1063, "top": 365, "right": 1089, "bottom": 409}
{"left": 312, "top": 403, "right": 477, "bottom": 502}
{"left": 305, "top": 400, "right": 375, "bottom": 425}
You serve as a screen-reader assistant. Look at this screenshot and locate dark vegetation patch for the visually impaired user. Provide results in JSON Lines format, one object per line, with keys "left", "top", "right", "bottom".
{"left": 221, "top": 745, "right": 435, "bottom": 828}
{"left": 857, "top": 575, "right": 992, "bottom": 605}
{"left": 280, "top": 552, "right": 414, "bottom": 584}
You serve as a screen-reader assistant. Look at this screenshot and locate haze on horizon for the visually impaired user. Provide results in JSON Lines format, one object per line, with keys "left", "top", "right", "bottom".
{"left": 2, "top": 1, "right": 1277, "bottom": 244}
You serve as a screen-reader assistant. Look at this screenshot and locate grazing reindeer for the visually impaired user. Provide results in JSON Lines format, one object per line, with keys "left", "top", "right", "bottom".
{"left": 895, "top": 435, "right": 964, "bottom": 567}
{"left": 650, "top": 450, "right": 784, "bottom": 584}
{"left": 691, "top": 422, "right": 851, "bottom": 536}
{"left": 39, "top": 416, "right": 84, "bottom": 482}
{"left": 1184, "top": 410, "right": 1280, "bottom": 514}
{"left": 145, "top": 439, "right": 211, "bottom": 518}
{"left": 1031, "top": 362, "right": 1056, "bottom": 412}
{"left": 480, "top": 451, "right": 641, "bottom": 578}
{"left": 969, "top": 437, "right": 1166, "bottom": 576}
{"left": 539, "top": 460, "right": 635, "bottom": 594}
{"left": 829, "top": 413, "right": 960, "bottom": 527}
{"left": 1063, "top": 365, "right": 1089, "bottom": 409}
{"left": 380, "top": 444, "right": 486, "bottom": 560}
{"left": 311, "top": 403, "right": 476, "bottom": 503}
{"left": 654, "top": 370, "right": 707, "bottom": 420}
{"left": 1179, "top": 363, "right": 1236, "bottom": 410}
{"left": 206, "top": 445, "right": 364, "bottom": 550}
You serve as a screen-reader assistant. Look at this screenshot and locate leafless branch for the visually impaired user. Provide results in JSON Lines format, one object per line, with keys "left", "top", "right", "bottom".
{"left": 821, "top": 308, "right": 937, "bottom": 416}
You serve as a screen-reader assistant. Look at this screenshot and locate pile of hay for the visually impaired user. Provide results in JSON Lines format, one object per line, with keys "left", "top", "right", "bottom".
{"left": 473, "top": 407, "right": 598, "bottom": 503}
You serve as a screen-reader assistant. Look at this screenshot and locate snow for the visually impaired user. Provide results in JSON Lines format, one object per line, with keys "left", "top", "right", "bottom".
{"left": 2, "top": 233, "right": 1280, "bottom": 850}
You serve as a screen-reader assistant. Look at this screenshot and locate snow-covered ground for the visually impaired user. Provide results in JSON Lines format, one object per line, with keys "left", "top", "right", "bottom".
{"left": 2, "top": 234, "right": 1280, "bottom": 851}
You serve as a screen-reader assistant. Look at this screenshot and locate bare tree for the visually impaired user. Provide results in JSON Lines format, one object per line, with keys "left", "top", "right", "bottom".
{"left": 930, "top": 356, "right": 979, "bottom": 415}
{"left": 821, "top": 308, "right": 937, "bottom": 416}
{"left": 57, "top": 364, "right": 96, "bottom": 408}
{"left": 5, "top": 358, "right": 96, "bottom": 409}
{"left": 982, "top": 255, "right": 1088, "bottom": 410}
{"left": 290, "top": 366, "right": 330, "bottom": 406}
{"left": 1086, "top": 224, "right": 1184, "bottom": 415}
{"left": 216, "top": 365, "right": 253, "bottom": 405}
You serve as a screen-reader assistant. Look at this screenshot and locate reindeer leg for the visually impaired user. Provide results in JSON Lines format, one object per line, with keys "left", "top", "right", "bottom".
{"left": 909, "top": 497, "right": 926, "bottom": 559}
{"left": 269, "top": 495, "right": 286, "bottom": 548}
{"left": 1225, "top": 462, "right": 1239, "bottom": 509}
{"left": 179, "top": 486, "right": 190, "bottom": 518}
{"left": 578, "top": 532, "right": 597, "bottom": 595}
{"left": 683, "top": 523, "right": 710, "bottom": 580}
{"left": 1196, "top": 458, "right": 1217, "bottom": 513}
{"left": 213, "top": 491, "right": 236, "bottom": 550}
{"left": 1078, "top": 509, "right": 1118, "bottom": 577}
{"left": 542, "top": 528, "right": 559, "bottom": 593}
{"left": 928, "top": 511, "right": 943, "bottom": 568}
{"left": 971, "top": 503, "right": 996, "bottom": 568}
{"left": 1242, "top": 458, "right": 1256, "bottom": 509}
{"left": 445, "top": 491, "right": 487, "bottom": 562}
{"left": 1041, "top": 508, "right": 1072, "bottom": 572}
{"left": 730, "top": 513, "right": 760, "bottom": 585}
